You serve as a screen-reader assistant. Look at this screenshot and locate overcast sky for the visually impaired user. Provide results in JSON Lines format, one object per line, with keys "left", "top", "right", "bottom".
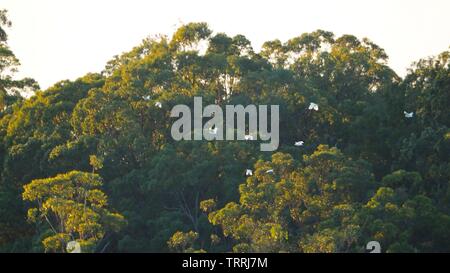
{"left": 2, "top": 0, "right": 450, "bottom": 89}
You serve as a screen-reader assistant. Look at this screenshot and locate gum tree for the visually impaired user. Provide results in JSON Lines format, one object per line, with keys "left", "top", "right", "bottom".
{"left": 23, "top": 170, "right": 125, "bottom": 252}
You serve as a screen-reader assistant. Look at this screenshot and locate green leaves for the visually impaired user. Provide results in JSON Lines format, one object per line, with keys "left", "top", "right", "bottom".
{"left": 22, "top": 171, "right": 125, "bottom": 252}
{"left": 0, "top": 20, "right": 448, "bottom": 253}
{"left": 168, "top": 230, "right": 200, "bottom": 253}
{"left": 0, "top": 9, "right": 39, "bottom": 111}
{"left": 170, "top": 22, "right": 212, "bottom": 51}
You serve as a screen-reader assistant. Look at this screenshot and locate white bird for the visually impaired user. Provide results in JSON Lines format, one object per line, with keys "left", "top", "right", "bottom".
{"left": 142, "top": 95, "right": 151, "bottom": 101}
{"left": 294, "top": 141, "right": 304, "bottom": 146}
{"left": 266, "top": 169, "right": 274, "bottom": 174}
{"left": 308, "top": 102, "right": 319, "bottom": 111}
{"left": 404, "top": 111, "right": 414, "bottom": 118}
{"left": 246, "top": 169, "right": 253, "bottom": 176}
{"left": 244, "top": 135, "right": 254, "bottom": 140}
{"left": 155, "top": 101, "right": 162, "bottom": 108}
{"left": 209, "top": 126, "right": 218, "bottom": 135}
{"left": 66, "top": 241, "right": 81, "bottom": 253}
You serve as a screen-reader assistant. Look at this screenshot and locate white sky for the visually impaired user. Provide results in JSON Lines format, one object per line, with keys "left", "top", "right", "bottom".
{"left": 2, "top": 0, "right": 450, "bottom": 89}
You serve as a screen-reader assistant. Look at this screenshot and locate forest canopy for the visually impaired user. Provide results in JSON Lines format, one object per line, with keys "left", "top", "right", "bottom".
{"left": 0, "top": 14, "right": 449, "bottom": 253}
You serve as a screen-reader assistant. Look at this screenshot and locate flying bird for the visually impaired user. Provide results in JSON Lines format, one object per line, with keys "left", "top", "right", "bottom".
{"left": 142, "top": 95, "right": 151, "bottom": 101}
{"left": 209, "top": 126, "right": 218, "bottom": 135}
{"left": 294, "top": 141, "right": 304, "bottom": 146}
{"left": 244, "top": 135, "right": 254, "bottom": 140}
{"left": 404, "top": 111, "right": 414, "bottom": 118}
{"left": 155, "top": 101, "right": 162, "bottom": 108}
{"left": 308, "top": 102, "right": 319, "bottom": 111}
{"left": 246, "top": 169, "right": 253, "bottom": 176}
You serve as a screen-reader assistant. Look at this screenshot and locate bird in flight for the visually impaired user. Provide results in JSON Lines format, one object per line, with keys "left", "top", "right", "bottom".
{"left": 246, "top": 169, "right": 253, "bottom": 176}
{"left": 142, "top": 95, "right": 151, "bottom": 101}
{"left": 209, "top": 126, "right": 218, "bottom": 135}
{"left": 244, "top": 135, "right": 254, "bottom": 140}
{"left": 308, "top": 102, "right": 319, "bottom": 111}
{"left": 404, "top": 111, "right": 414, "bottom": 118}
{"left": 295, "top": 141, "right": 304, "bottom": 146}
{"left": 155, "top": 101, "right": 162, "bottom": 108}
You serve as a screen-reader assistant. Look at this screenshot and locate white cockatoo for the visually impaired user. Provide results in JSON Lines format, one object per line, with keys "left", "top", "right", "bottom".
{"left": 209, "top": 126, "right": 218, "bottom": 135}
{"left": 244, "top": 135, "right": 254, "bottom": 140}
{"left": 404, "top": 111, "right": 414, "bottom": 118}
{"left": 155, "top": 101, "right": 162, "bottom": 108}
{"left": 66, "top": 241, "right": 81, "bottom": 253}
{"left": 295, "top": 141, "right": 304, "bottom": 146}
{"left": 246, "top": 169, "right": 253, "bottom": 176}
{"left": 308, "top": 102, "right": 319, "bottom": 111}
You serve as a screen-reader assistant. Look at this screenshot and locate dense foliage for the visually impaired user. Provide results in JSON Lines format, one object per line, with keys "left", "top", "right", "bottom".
{"left": 0, "top": 15, "right": 449, "bottom": 252}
